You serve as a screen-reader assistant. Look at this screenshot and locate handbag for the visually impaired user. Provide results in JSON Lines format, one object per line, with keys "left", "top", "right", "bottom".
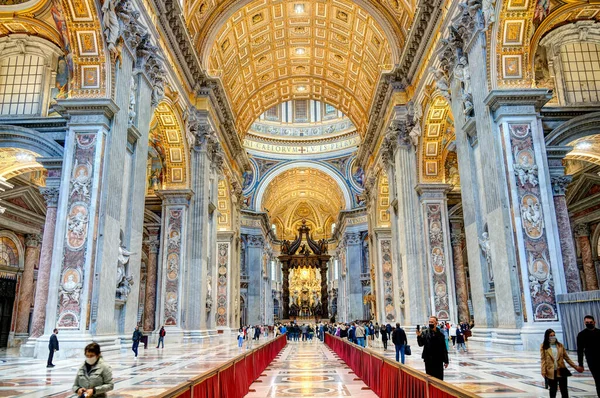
{"left": 559, "top": 367, "right": 572, "bottom": 377}
{"left": 405, "top": 345, "right": 412, "bottom": 355}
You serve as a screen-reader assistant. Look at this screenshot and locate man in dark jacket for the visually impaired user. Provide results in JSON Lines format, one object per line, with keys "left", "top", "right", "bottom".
{"left": 47, "top": 328, "right": 59, "bottom": 368}
{"left": 577, "top": 315, "right": 600, "bottom": 395}
{"left": 380, "top": 324, "right": 388, "bottom": 350}
{"left": 417, "top": 315, "right": 449, "bottom": 380}
{"left": 392, "top": 323, "right": 408, "bottom": 364}
{"left": 132, "top": 326, "right": 142, "bottom": 358}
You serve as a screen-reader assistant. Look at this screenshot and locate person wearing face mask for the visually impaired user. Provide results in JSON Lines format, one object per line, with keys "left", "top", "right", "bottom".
{"left": 72, "top": 343, "right": 114, "bottom": 398}
{"left": 416, "top": 315, "right": 449, "bottom": 380}
{"left": 577, "top": 315, "right": 600, "bottom": 395}
{"left": 541, "top": 329, "right": 583, "bottom": 398}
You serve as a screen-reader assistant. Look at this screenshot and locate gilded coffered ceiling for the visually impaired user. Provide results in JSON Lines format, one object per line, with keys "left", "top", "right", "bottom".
{"left": 567, "top": 135, "right": 600, "bottom": 167}
{"left": 0, "top": 148, "right": 44, "bottom": 179}
{"left": 262, "top": 167, "right": 344, "bottom": 238}
{"left": 194, "top": 0, "right": 403, "bottom": 138}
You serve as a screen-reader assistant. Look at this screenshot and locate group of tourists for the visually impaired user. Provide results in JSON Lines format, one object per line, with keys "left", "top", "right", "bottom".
{"left": 237, "top": 324, "right": 270, "bottom": 349}
{"left": 41, "top": 314, "right": 598, "bottom": 397}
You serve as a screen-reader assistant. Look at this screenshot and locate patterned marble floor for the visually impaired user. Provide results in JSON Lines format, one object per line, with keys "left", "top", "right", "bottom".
{"left": 0, "top": 335, "right": 598, "bottom": 397}
{"left": 364, "top": 335, "right": 598, "bottom": 397}
{"left": 0, "top": 334, "right": 276, "bottom": 397}
{"left": 245, "top": 338, "right": 376, "bottom": 398}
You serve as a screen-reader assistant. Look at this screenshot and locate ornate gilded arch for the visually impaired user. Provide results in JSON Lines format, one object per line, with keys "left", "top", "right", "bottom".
{"left": 147, "top": 100, "right": 189, "bottom": 192}
{"left": 420, "top": 95, "right": 454, "bottom": 183}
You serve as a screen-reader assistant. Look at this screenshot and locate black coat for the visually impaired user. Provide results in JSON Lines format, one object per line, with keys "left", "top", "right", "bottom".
{"left": 392, "top": 327, "right": 407, "bottom": 346}
{"left": 577, "top": 327, "right": 600, "bottom": 367}
{"left": 49, "top": 334, "right": 59, "bottom": 351}
{"left": 380, "top": 327, "right": 388, "bottom": 341}
{"left": 417, "top": 328, "right": 449, "bottom": 364}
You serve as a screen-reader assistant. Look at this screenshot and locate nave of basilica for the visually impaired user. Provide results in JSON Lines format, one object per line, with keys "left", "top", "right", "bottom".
{"left": 1, "top": 0, "right": 600, "bottom": 395}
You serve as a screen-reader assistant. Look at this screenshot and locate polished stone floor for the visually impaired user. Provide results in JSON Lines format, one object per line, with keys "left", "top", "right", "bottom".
{"left": 364, "top": 335, "right": 598, "bottom": 397}
{"left": 246, "top": 338, "right": 376, "bottom": 398}
{"left": 0, "top": 334, "right": 275, "bottom": 397}
{"left": 0, "top": 334, "right": 598, "bottom": 397}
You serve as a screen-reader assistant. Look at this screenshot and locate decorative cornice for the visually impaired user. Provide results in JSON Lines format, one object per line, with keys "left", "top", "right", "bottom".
{"left": 483, "top": 89, "right": 553, "bottom": 114}
{"left": 156, "top": 189, "right": 194, "bottom": 206}
{"left": 54, "top": 99, "right": 120, "bottom": 127}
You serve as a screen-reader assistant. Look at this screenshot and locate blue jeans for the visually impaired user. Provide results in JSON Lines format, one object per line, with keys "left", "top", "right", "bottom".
{"left": 395, "top": 344, "right": 405, "bottom": 364}
{"left": 357, "top": 337, "right": 365, "bottom": 347}
{"left": 132, "top": 341, "right": 139, "bottom": 357}
{"left": 157, "top": 336, "right": 164, "bottom": 348}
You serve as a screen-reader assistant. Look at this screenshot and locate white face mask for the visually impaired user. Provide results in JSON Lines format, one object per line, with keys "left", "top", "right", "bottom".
{"left": 85, "top": 357, "right": 97, "bottom": 365}
{"left": 549, "top": 336, "right": 557, "bottom": 344}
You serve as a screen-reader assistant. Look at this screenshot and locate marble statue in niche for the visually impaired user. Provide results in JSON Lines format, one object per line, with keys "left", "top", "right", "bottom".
{"left": 429, "top": 67, "right": 451, "bottom": 101}
{"left": 116, "top": 234, "right": 135, "bottom": 302}
{"left": 478, "top": 232, "right": 494, "bottom": 282}
{"left": 206, "top": 275, "right": 213, "bottom": 313}
{"left": 454, "top": 56, "right": 474, "bottom": 118}
{"left": 128, "top": 75, "right": 137, "bottom": 126}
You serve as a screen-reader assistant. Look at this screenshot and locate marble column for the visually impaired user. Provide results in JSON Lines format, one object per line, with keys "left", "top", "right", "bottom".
{"left": 156, "top": 189, "right": 193, "bottom": 343}
{"left": 27, "top": 159, "right": 62, "bottom": 343}
{"left": 551, "top": 176, "right": 582, "bottom": 292}
{"left": 345, "top": 232, "right": 363, "bottom": 321}
{"left": 185, "top": 110, "right": 221, "bottom": 336}
{"left": 143, "top": 232, "right": 160, "bottom": 332}
{"left": 574, "top": 224, "right": 599, "bottom": 291}
{"left": 246, "top": 234, "right": 264, "bottom": 325}
{"left": 215, "top": 232, "right": 234, "bottom": 330}
{"left": 547, "top": 146, "right": 582, "bottom": 293}
{"left": 14, "top": 234, "right": 41, "bottom": 337}
{"left": 450, "top": 222, "right": 470, "bottom": 323}
{"left": 417, "top": 184, "right": 456, "bottom": 322}
{"left": 386, "top": 109, "right": 429, "bottom": 325}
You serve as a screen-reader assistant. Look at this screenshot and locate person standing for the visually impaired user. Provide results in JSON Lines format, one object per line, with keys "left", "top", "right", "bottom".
{"left": 156, "top": 326, "right": 166, "bottom": 349}
{"left": 47, "top": 328, "right": 59, "bottom": 368}
{"left": 380, "top": 324, "right": 389, "bottom": 351}
{"left": 72, "top": 343, "right": 113, "bottom": 398}
{"left": 238, "top": 328, "right": 244, "bottom": 348}
{"left": 417, "top": 316, "right": 449, "bottom": 380}
{"left": 577, "top": 315, "right": 600, "bottom": 396}
{"left": 392, "top": 323, "right": 407, "bottom": 364}
{"left": 541, "top": 328, "right": 583, "bottom": 398}
{"left": 356, "top": 322, "right": 366, "bottom": 347}
{"left": 449, "top": 323, "right": 457, "bottom": 347}
{"left": 132, "top": 326, "right": 142, "bottom": 358}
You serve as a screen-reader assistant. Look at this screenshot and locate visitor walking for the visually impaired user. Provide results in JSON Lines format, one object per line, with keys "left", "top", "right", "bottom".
{"left": 449, "top": 323, "right": 457, "bottom": 347}
{"left": 380, "top": 324, "right": 388, "bottom": 351}
{"left": 156, "top": 326, "right": 166, "bottom": 348}
{"left": 238, "top": 328, "right": 244, "bottom": 348}
{"left": 441, "top": 322, "right": 449, "bottom": 351}
{"left": 577, "top": 315, "right": 600, "bottom": 396}
{"left": 72, "top": 343, "right": 114, "bottom": 397}
{"left": 301, "top": 324, "right": 308, "bottom": 341}
{"left": 456, "top": 325, "right": 467, "bottom": 353}
{"left": 246, "top": 326, "right": 254, "bottom": 349}
{"left": 392, "top": 323, "right": 407, "bottom": 364}
{"left": 416, "top": 316, "right": 449, "bottom": 380}
{"left": 541, "top": 328, "right": 583, "bottom": 398}
{"left": 132, "top": 326, "right": 142, "bottom": 358}
{"left": 47, "top": 328, "right": 59, "bottom": 368}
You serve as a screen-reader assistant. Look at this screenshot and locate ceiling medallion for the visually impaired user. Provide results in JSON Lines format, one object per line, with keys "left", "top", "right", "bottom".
{"left": 295, "top": 48, "right": 306, "bottom": 55}
{"left": 252, "top": 13, "right": 264, "bottom": 24}
{"left": 294, "top": 3, "right": 305, "bottom": 14}
{"left": 297, "top": 86, "right": 307, "bottom": 92}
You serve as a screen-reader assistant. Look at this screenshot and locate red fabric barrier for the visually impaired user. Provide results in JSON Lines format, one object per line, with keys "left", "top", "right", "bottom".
{"left": 172, "top": 390, "right": 190, "bottom": 398}
{"left": 235, "top": 357, "right": 249, "bottom": 398}
{"left": 369, "top": 353, "right": 382, "bottom": 396}
{"left": 380, "top": 361, "right": 398, "bottom": 398}
{"left": 218, "top": 364, "right": 237, "bottom": 397}
{"left": 429, "top": 384, "right": 457, "bottom": 398}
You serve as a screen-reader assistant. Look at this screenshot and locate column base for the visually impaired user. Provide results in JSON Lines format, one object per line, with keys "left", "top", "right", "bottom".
{"left": 25, "top": 332, "right": 120, "bottom": 359}
{"left": 9, "top": 332, "right": 28, "bottom": 348}
{"left": 182, "top": 329, "right": 218, "bottom": 344}
{"left": 467, "top": 323, "right": 562, "bottom": 351}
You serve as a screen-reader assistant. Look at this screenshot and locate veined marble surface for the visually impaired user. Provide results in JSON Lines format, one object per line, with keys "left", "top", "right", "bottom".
{"left": 0, "top": 334, "right": 275, "bottom": 397}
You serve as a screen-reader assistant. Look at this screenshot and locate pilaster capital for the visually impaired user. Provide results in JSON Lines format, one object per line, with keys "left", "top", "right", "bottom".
{"left": 146, "top": 236, "right": 160, "bottom": 254}
{"left": 450, "top": 230, "right": 464, "bottom": 247}
{"left": 574, "top": 223, "right": 590, "bottom": 237}
{"left": 247, "top": 234, "right": 265, "bottom": 248}
{"left": 344, "top": 232, "right": 362, "bottom": 245}
{"left": 25, "top": 234, "right": 42, "bottom": 248}
{"left": 39, "top": 187, "right": 60, "bottom": 207}
{"left": 415, "top": 183, "right": 453, "bottom": 200}
{"left": 54, "top": 99, "right": 118, "bottom": 128}
{"left": 551, "top": 175, "right": 573, "bottom": 196}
